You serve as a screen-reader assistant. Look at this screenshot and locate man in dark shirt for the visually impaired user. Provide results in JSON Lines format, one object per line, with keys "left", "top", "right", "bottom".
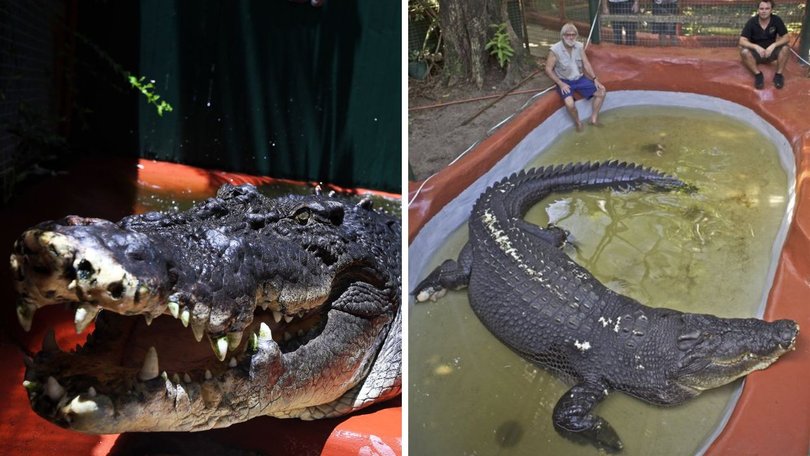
{"left": 739, "top": 0, "right": 790, "bottom": 89}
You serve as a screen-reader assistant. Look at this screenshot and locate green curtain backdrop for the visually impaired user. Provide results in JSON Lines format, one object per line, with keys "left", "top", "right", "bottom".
{"left": 138, "top": 1, "right": 401, "bottom": 192}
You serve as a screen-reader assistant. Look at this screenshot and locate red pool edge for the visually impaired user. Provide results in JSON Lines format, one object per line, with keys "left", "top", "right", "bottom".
{"left": 408, "top": 45, "right": 810, "bottom": 455}
{"left": 0, "top": 159, "right": 401, "bottom": 456}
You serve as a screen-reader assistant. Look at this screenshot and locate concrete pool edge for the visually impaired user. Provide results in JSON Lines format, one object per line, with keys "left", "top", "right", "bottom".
{"left": 408, "top": 46, "right": 810, "bottom": 455}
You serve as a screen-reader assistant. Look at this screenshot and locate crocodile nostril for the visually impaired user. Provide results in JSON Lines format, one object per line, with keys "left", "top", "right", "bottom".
{"left": 76, "top": 259, "right": 94, "bottom": 279}
{"left": 107, "top": 281, "right": 125, "bottom": 299}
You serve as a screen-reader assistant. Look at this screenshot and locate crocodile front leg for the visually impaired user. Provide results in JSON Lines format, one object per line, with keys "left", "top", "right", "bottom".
{"left": 412, "top": 242, "right": 472, "bottom": 302}
{"left": 552, "top": 381, "right": 623, "bottom": 452}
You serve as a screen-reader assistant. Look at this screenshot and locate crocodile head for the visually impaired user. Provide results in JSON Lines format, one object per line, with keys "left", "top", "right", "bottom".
{"left": 673, "top": 313, "right": 798, "bottom": 394}
{"left": 10, "top": 184, "right": 401, "bottom": 433}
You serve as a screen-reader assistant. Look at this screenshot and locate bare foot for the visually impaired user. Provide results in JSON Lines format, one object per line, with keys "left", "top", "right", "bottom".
{"left": 575, "top": 122, "right": 584, "bottom": 132}
{"left": 589, "top": 119, "right": 603, "bottom": 127}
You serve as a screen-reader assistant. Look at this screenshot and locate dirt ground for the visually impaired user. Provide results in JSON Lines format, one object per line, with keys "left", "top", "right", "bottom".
{"left": 408, "top": 60, "right": 557, "bottom": 182}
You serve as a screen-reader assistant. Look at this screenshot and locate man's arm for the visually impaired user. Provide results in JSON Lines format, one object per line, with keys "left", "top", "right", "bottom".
{"left": 739, "top": 20, "right": 761, "bottom": 53}
{"left": 581, "top": 50, "right": 606, "bottom": 92}
{"left": 545, "top": 51, "right": 569, "bottom": 94}
{"left": 765, "top": 33, "right": 791, "bottom": 55}
{"left": 739, "top": 35, "right": 760, "bottom": 50}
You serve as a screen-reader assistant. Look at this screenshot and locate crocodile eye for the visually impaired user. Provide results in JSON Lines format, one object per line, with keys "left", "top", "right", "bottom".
{"left": 295, "top": 209, "right": 311, "bottom": 224}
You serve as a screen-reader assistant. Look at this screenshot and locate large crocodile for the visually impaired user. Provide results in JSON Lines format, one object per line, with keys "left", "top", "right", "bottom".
{"left": 10, "top": 184, "right": 401, "bottom": 433}
{"left": 413, "top": 162, "right": 798, "bottom": 451}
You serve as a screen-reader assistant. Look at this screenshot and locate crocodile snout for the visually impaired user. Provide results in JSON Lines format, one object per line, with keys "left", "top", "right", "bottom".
{"left": 773, "top": 319, "right": 799, "bottom": 349}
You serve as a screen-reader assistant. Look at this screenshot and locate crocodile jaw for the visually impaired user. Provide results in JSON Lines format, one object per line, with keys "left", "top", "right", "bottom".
{"left": 674, "top": 317, "right": 799, "bottom": 392}
{"left": 21, "top": 300, "right": 392, "bottom": 433}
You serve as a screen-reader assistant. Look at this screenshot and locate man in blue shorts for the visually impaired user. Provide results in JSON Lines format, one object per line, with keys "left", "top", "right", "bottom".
{"left": 544, "top": 23, "right": 606, "bottom": 132}
{"left": 739, "top": 0, "right": 790, "bottom": 89}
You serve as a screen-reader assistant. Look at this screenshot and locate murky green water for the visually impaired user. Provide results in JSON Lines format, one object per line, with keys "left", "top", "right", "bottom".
{"left": 410, "top": 107, "right": 789, "bottom": 455}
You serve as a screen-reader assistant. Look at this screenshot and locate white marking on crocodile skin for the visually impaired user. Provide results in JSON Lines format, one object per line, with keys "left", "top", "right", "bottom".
{"left": 598, "top": 316, "right": 612, "bottom": 327}
{"left": 613, "top": 316, "right": 622, "bottom": 333}
{"left": 482, "top": 209, "right": 536, "bottom": 276}
{"left": 574, "top": 340, "right": 591, "bottom": 352}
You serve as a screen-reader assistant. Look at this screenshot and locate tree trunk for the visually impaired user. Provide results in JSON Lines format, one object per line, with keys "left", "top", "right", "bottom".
{"left": 439, "top": 0, "right": 531, "bottom": 88}
{"left": 439, "top": 0, "right": 500, "bottom": 88}
{"left": 501, "top": 0, "right": 532, "bottom": 86}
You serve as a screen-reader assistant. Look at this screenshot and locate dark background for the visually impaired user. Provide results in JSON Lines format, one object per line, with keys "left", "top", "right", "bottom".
{"left": 1, "top": 0, "right": 401, "bottom": 198}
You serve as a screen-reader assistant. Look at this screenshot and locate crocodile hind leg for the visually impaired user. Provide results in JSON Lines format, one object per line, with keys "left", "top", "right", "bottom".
{"left": 412, "top": 242, "right": 472, "bottom": 302}
{"left": 552, "top": 381, "right": 623, "bottom": 452}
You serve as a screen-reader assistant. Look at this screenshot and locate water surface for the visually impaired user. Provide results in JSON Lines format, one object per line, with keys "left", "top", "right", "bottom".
{"left": 410, "top": 106, "right": 789, "bottom": 455}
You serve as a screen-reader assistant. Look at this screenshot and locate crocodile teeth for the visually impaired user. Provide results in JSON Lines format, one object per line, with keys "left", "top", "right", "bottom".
{"left": 45, "top": 376, "right": 65, "bottom": 401}
{"left": 42, "top": 329, "right": 60, "bottom": 352}
{"left": 190, "top": 317, "right": 206, "bottom": 342}
{"left": 228, "top": 357, "right": 237, "bottom": 368}
{"left": 16, "top": 301, "right": 36, "bottom": 332}
{"left": 248, "top": 332, "right": 259, "bottom": 352}
{"left": 67, "top": 394, "right": 99, "bottom": 415}
{"left": 272, "top": 310, "right": 283, "bottom": 323}
{"left": 172, "top": 373, "right": 181, "bottom": 384}
{"left": 167, "top": 301, "right": 180, "bottom": 319}
{"left": 87, "top": 386, "right": 97, "bottom": 398}
{"left": 283, "top": 315, "right": 294, "bottom": 324}
{"left": 204, "top": 369, "right": 212, "bottom": 380}
{"left": 284, "top": 332, "right": 293, "bottom": 342}
{"left": 180, "top": 308, "right": 190, "bottom": 327}
{"left": 259, "top": 322, "right": 273, "bottom": 341}
{"left": 183, "top": 373, "right": 191, "bottom": 383}
{"left": 138, "top": 346, "right": 160, "bottom": 381}
{"left": 227, "top": 331, "right": 243, "bottom": 351}
{"left": 74, "top": 303, "right": 100, "bottom": 334}
{"left": 211, "top": 336, "right": 228, "bottom": 362}
{"left": 144, "top": 314, "right": 154, "bottom": 326}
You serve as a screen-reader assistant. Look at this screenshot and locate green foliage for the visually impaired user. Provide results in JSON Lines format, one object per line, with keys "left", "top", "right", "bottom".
{"left": 485, "top": 23, "right": 514, "bottom": 69}
{"left": 128, "top": 75, "right": 174, "bottom": 117}
{"left": 408, "top": 0, "right": 438, "bottom": 21}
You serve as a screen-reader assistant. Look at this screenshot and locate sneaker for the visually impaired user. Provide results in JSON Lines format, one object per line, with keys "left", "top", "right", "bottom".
{"left": 774, "top": 73, "right": 784, "bottom": 89}
{"left": 754, "top": 72, "right": 764, "bottom": 90}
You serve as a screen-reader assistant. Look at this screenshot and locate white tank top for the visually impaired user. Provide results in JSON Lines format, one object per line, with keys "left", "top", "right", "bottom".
{"left": 550, "top": 41, "right": 584, "bottom": 81}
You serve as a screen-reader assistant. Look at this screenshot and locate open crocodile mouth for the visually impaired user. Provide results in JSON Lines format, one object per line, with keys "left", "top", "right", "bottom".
{"left": 10, "top": 217, "right": 388, "bottom": 432}
{"left": 21, "top": 293, "right": 333, "bottom": 429}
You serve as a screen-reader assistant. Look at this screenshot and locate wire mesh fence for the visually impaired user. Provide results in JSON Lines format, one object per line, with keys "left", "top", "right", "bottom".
{"left": 525, "top": 0, "right": 806, "bottom": 53}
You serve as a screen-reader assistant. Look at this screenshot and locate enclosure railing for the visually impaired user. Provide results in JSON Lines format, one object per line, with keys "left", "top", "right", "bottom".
{"left": 524, "top": 0, "right": 807, "bottom": 49}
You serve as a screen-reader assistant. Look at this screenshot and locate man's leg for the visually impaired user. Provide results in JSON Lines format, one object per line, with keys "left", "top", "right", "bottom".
{"left": 775, "top": 46, "right": 788, "bottom": 74}
{"left": 563, "top": 96, "right": 583, "bottom": 132}
{"left": 774, "top": 46, "right": 788, "bottom": 88}
{"left": 740, "top": 48, "right": 764, "bottom": 89}
{"left": 590, "top": 89, "right": 606, "bottom": 125}
{"left": 740, "top": 48, "right": 760, "bottom": 75}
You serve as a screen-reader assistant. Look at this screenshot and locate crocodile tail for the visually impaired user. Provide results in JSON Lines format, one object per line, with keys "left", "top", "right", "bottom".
{"left": 475, "top": 161, "right": 689, "bottom": 218}
{"left": 521, "top": 161, "right": 685, "bottom": 190}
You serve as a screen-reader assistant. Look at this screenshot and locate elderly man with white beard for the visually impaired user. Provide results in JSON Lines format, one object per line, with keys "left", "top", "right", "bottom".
{"left": 544, "top": 23, "right": 607, "bottom": 132}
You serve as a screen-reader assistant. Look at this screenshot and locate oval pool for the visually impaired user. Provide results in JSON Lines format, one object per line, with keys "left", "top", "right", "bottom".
{"left": 409, "top": 98, "right": 795, "bottom": 455}
{"left": 408, "top": 48, "right": 810, "bottom": 455}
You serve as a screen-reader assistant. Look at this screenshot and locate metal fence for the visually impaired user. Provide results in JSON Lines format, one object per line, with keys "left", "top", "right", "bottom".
{"left": 524, "top": 0, "right": 806, "bottom": 53}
